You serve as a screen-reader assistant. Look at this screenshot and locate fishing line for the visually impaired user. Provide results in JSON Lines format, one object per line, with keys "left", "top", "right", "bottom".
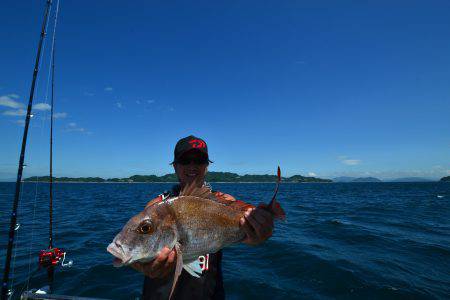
{"left": 10, "top": 176, "right": 25, "bottom": 292}
{"left": 9, "top": 218, "right": 20, "bottom": 297}
{"left": 25, "top": 8, "right": 53, "bottom": 290}
{"left": 43, "top": 0, "right": 60, "bottom": 117}
{"left": 25, "top": 177, "right": 41, "bottom": 292}
{"left": 17, "top": 268, "right": 40, "bottom": 299}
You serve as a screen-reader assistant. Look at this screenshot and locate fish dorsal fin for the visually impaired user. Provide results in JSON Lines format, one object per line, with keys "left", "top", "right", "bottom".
{"left": 145, "top": 197, "right": 163, "bottom": 208}
{"left": 179, "top": 182, "right": 212, "bottom": 199}
{"left": 214, "top": 192, "right": 255, "bottom": 212}
{"left": 180, "top": 183, "right": 254, "bottom": 212}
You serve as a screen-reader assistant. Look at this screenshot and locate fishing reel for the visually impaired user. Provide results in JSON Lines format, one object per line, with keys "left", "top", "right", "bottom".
{"left": 38, "top": 247, "right": 73, "bottom": 269}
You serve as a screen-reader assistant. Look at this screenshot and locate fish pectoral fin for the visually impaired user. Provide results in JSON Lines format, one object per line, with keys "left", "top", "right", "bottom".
{"left": 169, "top": 242, "right": 183, "bottom": 300}
{"left": 183, "top": 260, "right": 202, "bottom": 278}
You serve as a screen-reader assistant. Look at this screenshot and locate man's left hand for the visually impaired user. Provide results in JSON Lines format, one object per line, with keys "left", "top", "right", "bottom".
{"left": 240, "top": 204, "right": 274, "bottom": 246}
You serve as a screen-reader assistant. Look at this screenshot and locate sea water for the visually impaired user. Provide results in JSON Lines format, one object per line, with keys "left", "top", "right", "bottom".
{"left": 0, "top": 182, "right": 449, "bottom": 299}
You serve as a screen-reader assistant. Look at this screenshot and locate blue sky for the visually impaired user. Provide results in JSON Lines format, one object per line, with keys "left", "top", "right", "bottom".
{"left": 1, "top": 1, "right": 449, "bottom": 180}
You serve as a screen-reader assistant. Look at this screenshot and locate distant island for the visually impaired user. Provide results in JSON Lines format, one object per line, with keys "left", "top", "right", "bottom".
{"left": 333, "top": 176, "right": 437, "bottom": 183}
{"left": 19, "top": 174, "right": 445, "bottom": 183}
{"left": 333, "top": 176, "right": 382, "bottom": 183}
{"left": 23, "top": 172, "right": 332, "bottom": 183}
{"left": 390, "top": 177, "right": 433, "bottom": 182}
{"left": 351, "top": 177, "right": 382, "bottom": 182}
{"left": 440, "top": 176, "right": 450, "bottom": 182}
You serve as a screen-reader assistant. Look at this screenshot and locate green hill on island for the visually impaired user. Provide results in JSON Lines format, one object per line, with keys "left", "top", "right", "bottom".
{"left": 23, "top": 172, "right": 332, "bottom": 183}
{"left": 352, "top": 177, "right": 382, "bottom": 182}
{"left": 333, "top": 176, "right": 382, "bottom": 182}
{"left": 440, "top": 176, "right": 450, "bottom": 182}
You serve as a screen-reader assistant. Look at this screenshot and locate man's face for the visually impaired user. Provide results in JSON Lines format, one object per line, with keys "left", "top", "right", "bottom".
{"left": 173, "top": 150, "right": 208, "bottom": 187}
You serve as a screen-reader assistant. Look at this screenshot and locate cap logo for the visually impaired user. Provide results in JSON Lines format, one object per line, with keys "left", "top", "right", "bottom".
{"left": 189, "top": 139, "right": 206, "bottom": 149}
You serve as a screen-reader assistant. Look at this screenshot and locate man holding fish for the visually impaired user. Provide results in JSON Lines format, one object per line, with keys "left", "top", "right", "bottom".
{"left": 107, "top": 135, "right": 285, "bottom": 299}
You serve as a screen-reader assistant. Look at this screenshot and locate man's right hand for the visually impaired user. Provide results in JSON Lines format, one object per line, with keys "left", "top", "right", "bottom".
{"left": 131, "top": 246, "right": 177, "bottom": 279}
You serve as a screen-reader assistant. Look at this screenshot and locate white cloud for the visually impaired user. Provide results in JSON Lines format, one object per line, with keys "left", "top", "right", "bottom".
{"left": 116, "top": 102, "right": 123, "bottom": 109}
{"left": 53, "top": 112, "right": 67, "bottom": 119}
{"left": 65, "top": 122, "right": 86, "bottom": 133}
{"left": 338, "top": 156, "right": 361, "bottom": 165}
{"left": 308, "top": 172, "right": 317, "bottom": 177}
{"left": 147, "top": 100, "right": 155, "bottom": 104}
{"left": 104, "top": 86, "right": 113, "bottom": 92}
{"left": 83, "top": 92, "right": 94, "bottom": 97}
{"left": 33, "top": 103, "right": 51, "bottom": 111}
{"left": 342, "top": 159, "right": 361, "bottom": 165}
{"left": 3, "top": 109, "right": 26, "bottom": 116}
{"left": 0, "top": 94, "right": 23, "bottom": 108}
{"left": 136, "top": 100, "right": 141, "bottom": 104}
{"left": 68, "top": 127, "right": 85, "bottom": 132}
{"left": 167, "top": 106, "right": 174, "bottom": 112}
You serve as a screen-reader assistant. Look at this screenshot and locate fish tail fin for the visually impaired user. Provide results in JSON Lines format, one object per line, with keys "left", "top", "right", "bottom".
{"left": 268, "top": 166, "right": 286, "bottom": 220}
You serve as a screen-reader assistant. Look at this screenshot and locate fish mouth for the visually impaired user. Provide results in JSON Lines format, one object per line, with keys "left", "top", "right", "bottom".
{"left": 113, "top": 257, "right": 126, "bottom": 267}
{"left": 107, "top": 243, "right": 131, "bottom": 267}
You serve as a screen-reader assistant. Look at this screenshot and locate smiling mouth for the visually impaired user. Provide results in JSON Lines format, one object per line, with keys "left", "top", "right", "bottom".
{"left": 185, "top": 170, "right": 199, "bottom": 178}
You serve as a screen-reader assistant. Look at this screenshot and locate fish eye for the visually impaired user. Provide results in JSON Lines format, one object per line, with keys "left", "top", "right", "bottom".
{"left": 137, "top": 220, "right": 154, "bottom": 234}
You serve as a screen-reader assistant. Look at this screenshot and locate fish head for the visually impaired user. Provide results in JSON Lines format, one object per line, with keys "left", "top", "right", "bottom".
{"left": 107, "top": 205, "right": 177, "bottom": 267}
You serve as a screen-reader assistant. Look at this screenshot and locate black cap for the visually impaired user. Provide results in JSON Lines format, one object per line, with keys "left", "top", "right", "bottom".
{"left": 172, "top": 135, "right": 211, "bottom": 164}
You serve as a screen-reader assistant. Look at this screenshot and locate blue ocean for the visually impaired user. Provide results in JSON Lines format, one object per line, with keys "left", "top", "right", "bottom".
{"left": 1, "top": 182, "right": 449, "bottom": 299}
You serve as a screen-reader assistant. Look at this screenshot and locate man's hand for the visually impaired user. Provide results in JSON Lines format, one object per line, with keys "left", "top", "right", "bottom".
{"left": 131, "top": 246, "right": 176, "bottom": 279}
{"left": 240, "top": 204, "right": 274, "bottom": 246}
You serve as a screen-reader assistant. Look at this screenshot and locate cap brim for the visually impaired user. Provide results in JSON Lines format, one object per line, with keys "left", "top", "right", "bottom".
{"left": 170, "top": 159, "right": 212, "bottom": 165}
{"left": 172, "top": 148, "right": 210, "bottom": 164}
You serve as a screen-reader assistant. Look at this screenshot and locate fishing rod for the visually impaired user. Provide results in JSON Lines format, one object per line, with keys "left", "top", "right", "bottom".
{"left": 49, "top": 16, "right": 55, "bottom": 252}
{"left": 47, "top": 0, "right": 57, "bottom": 288}
{"left": 1, "top": 1, "right": 53, "bottom": 299}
